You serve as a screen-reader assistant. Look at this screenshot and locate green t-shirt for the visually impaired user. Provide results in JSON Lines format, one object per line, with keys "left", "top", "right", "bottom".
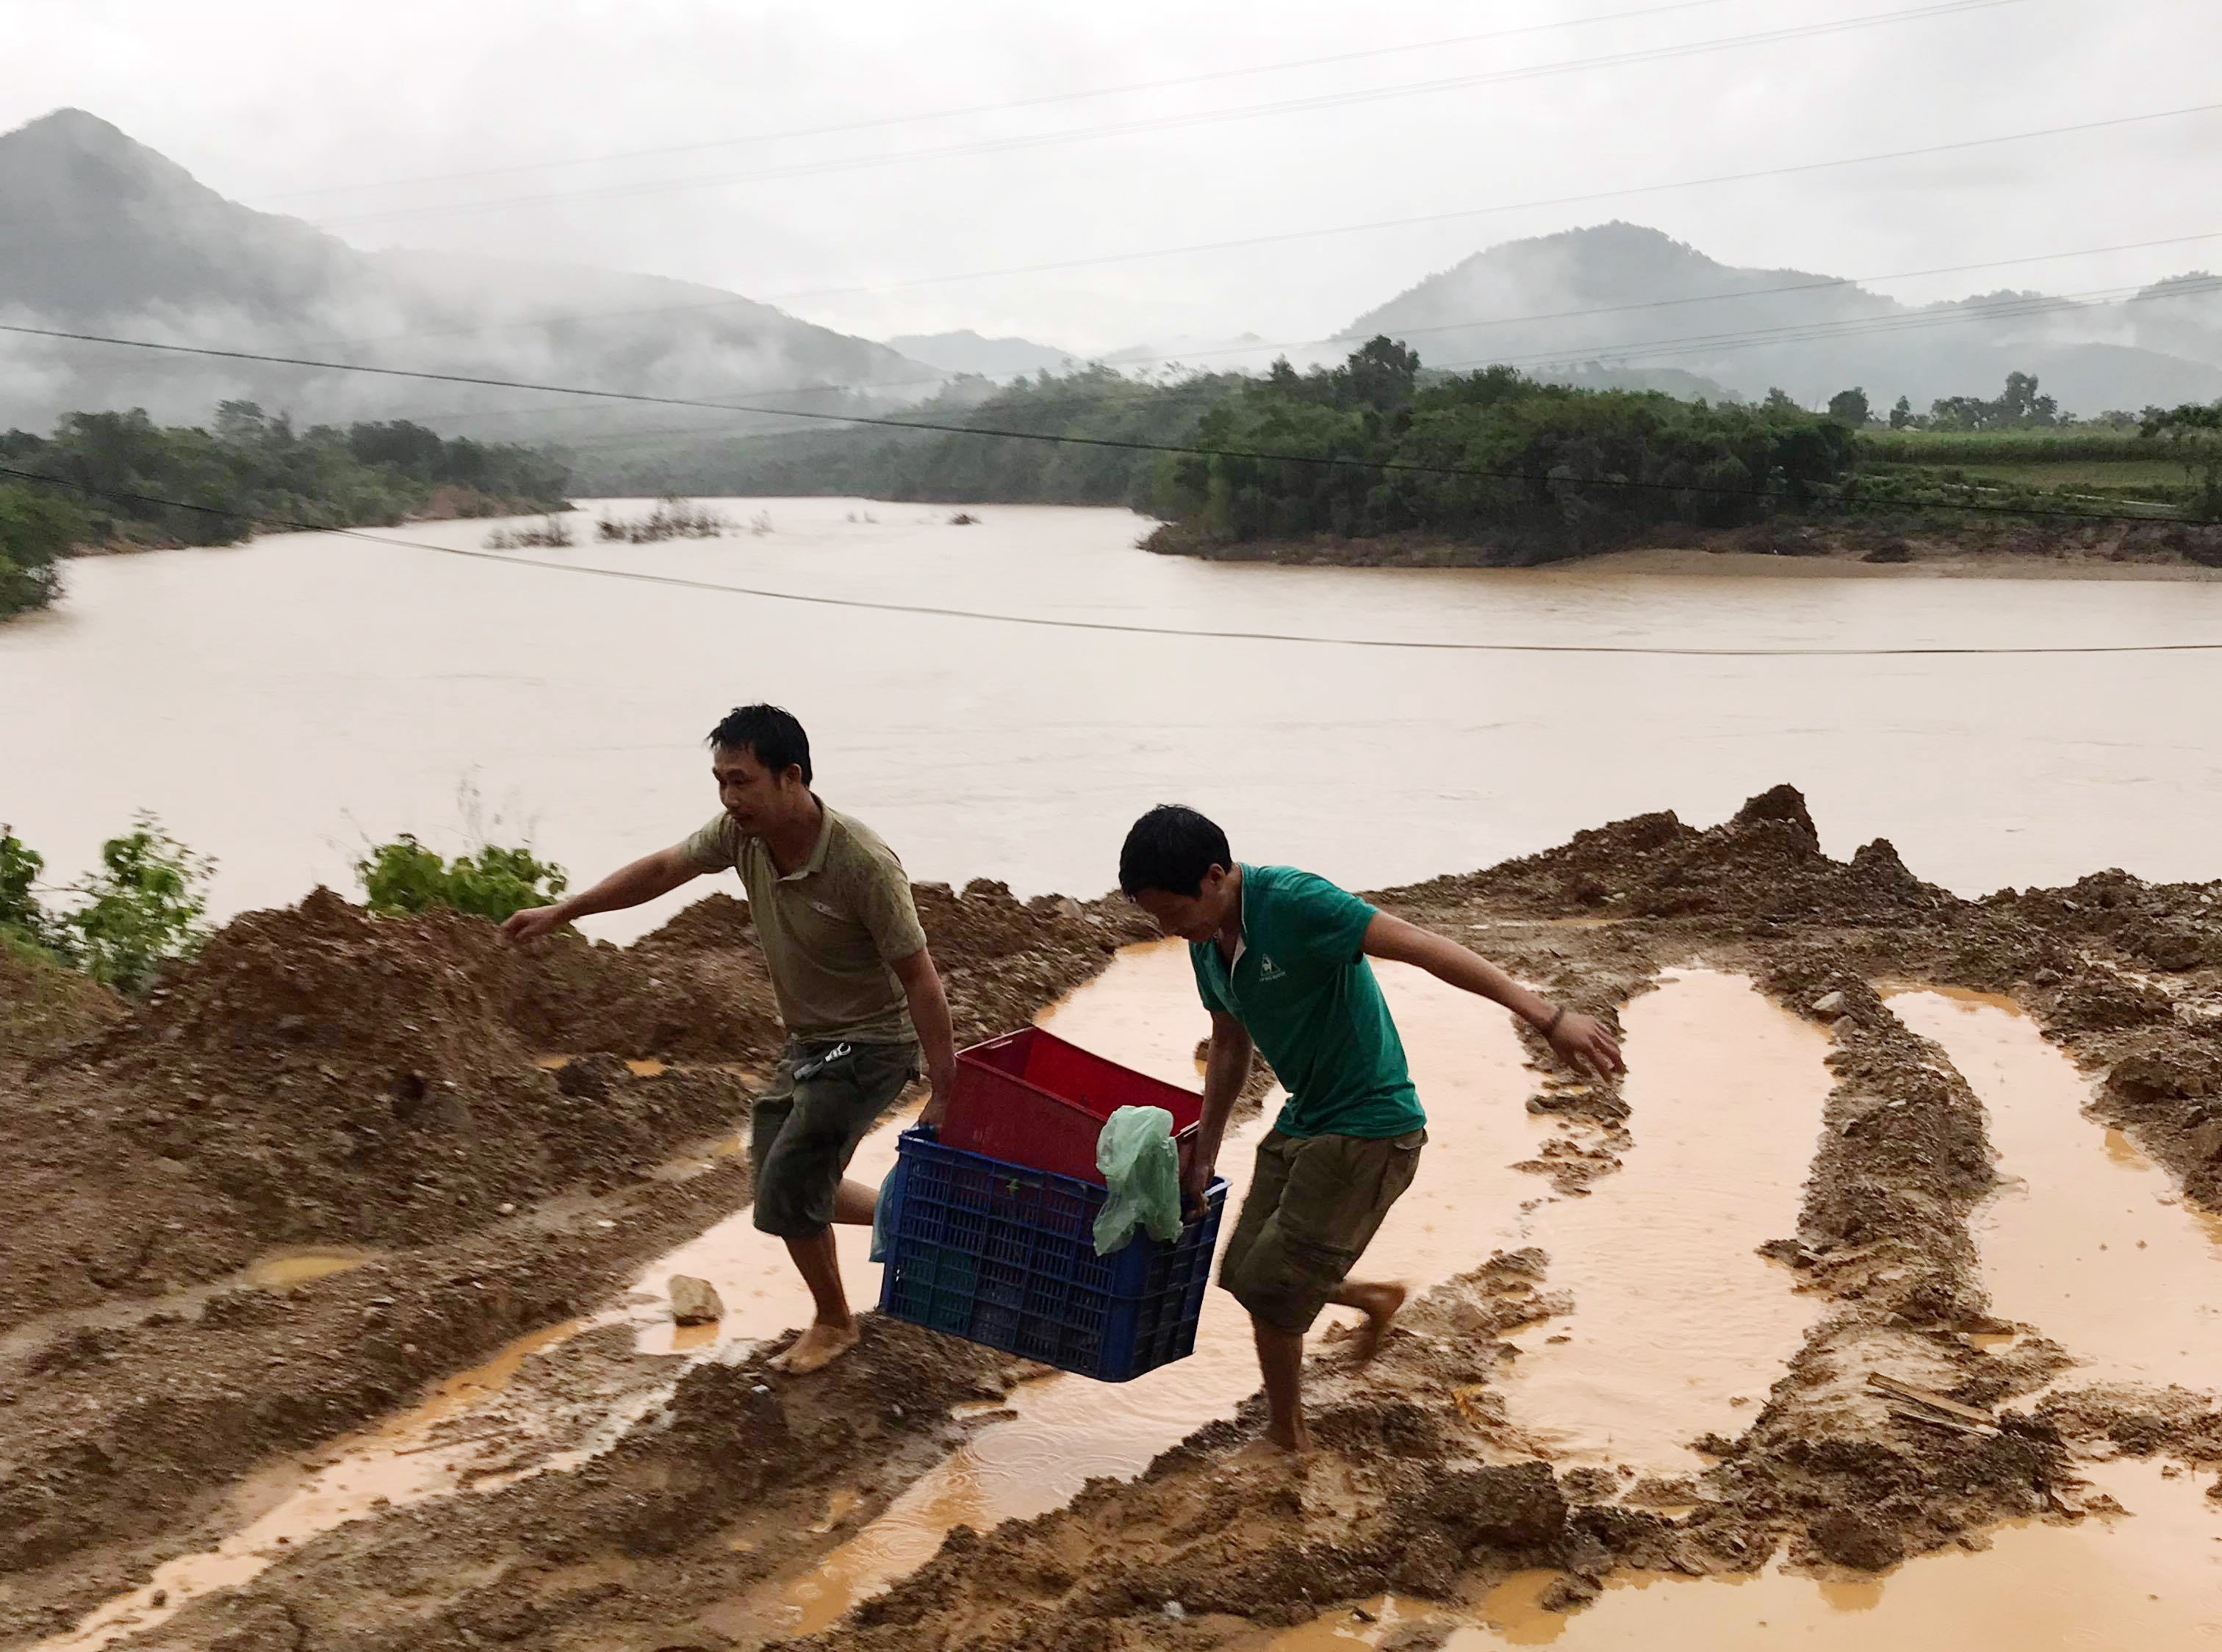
{"left": 1190, "top": 864, "right": 1425, "bottom": 1140}
{"left": 680, "top": 800, "right": 927, "bottom": 1044}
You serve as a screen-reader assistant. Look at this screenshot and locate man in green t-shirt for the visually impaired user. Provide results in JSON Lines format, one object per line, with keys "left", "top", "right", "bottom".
{"left": 505, "top": 705, "right": 957, "bottom": 1374}
{"left": 1119, "top": 805, "right": 1623, "bottom": 1454}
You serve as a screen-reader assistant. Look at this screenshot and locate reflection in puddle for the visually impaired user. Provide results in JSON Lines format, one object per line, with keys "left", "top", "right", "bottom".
{"left": 780, "top": 941, "right": 1544, "bottom": 1635}
{"left": 1893, "top": 991, "right": 2222, "bottom": 1387}
{"left": 242, "top": 1248, "right": 381, "bottom": 1289}
{"left": 1268, "top": 1593, "right": 1442, "bottom": 1649}
{"left": 1434, "top": 1462, "right": 2222, "bottom": 1649}
{"left": 1502, "top": 970, "right": 1832, "bottom": 1474}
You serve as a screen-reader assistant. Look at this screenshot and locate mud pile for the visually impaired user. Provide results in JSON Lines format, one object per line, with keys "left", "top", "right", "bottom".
{"left": 916, "top": 880, "right": 1149, "bottom": 1046}
{"left": 0, "top": 892, "right": 759, "bottom": 1329}
{"left": 0, "top": 937, "right": 122, "bottom": 1065}
{"left": 1418, "top": 784, "right": 1952, "bottom": 924}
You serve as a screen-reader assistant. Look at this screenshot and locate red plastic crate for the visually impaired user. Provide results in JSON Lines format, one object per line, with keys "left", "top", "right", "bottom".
{"left": 941, "top": 1026, "right": 1205, "bottom": 1186}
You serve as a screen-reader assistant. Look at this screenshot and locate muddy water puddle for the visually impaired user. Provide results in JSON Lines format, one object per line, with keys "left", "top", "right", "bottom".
{"left": 1, "top": 1246, "right": 386, "bottom": 1364}
{"left": 1265, "top": 1462, "right": 2222, "bottom": 1649}
{"left": 1893, "top": 990, "right": 2222, "bottom": 1387}
{"left": 1500, "top": 970, "right": 1832, "bottom": 1475}
{"left": 38, "top": 1317, "right": 586, "bottom": 1650}
{"left": 772, "top": 941, "right": 1547, "bottom": 1637}
{"left": 1478, "top": 1461, "right": 2220, "bottom": 1648}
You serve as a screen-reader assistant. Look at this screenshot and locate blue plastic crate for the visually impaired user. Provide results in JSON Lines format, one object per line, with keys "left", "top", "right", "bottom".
{"left": 877, "top": 1127, "right": 1226, "bottom": 1382}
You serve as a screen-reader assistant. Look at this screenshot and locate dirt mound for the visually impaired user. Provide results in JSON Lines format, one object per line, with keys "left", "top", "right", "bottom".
{"left": 917, "top": 880, "right": 1133, "bottom": 1047}
{"left": 0, "top": 935, "right": 122, "bottom": 1065}
{"left": 1778, "top": 986, "right": 1996, "bottom": 1326}
{"left": 1989, "top": 869, "right": 2222, "bottom": 974}
{"left": 0, "top": 891, "right": 775, "bottom": 1326}
{"left": 636, "top": 891, "right": 757, "bottom": 952}
{"left": 1401, "top": 786, "right": 1955, "bottom": 924}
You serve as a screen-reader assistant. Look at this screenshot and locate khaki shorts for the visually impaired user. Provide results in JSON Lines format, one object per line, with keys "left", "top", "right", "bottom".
{"left": 1218, "top": 1127, "right": 1426, "bottom": 1334}
{"left": 750, "top": 1038, "right": 920, "bottom": 1238}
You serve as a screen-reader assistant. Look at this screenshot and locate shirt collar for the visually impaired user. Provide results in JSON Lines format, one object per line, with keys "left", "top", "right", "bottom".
{"left": 773, "top": 796, "right": 836, "bottom": 882}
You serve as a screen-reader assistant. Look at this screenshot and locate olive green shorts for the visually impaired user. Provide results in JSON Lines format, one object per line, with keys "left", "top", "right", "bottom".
{"left": 750, "top": 1038, "right": 920, "bottom": 1238}
{"left": 1218, "top": 1127, "right": 1427, "bottom": 1334}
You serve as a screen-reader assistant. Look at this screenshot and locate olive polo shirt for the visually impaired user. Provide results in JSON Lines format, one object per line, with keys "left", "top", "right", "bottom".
{"left": 681, "top": 801, "right": 927, "bottom": 1045}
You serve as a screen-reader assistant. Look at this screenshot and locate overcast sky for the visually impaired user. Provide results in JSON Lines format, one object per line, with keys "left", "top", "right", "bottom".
{"left": 7, "top": 0, "right": 2219, "bottom": 353}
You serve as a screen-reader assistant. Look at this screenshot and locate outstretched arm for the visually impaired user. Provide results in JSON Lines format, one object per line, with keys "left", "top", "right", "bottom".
{"left": 501, "top": 844, "right": 703, "bottom": 943}
{"left": 890, "top": 947, "right": 959, "bottom": 1126}
{"left": 1362, "top": 911, "right": 1625, "bottom": 1077}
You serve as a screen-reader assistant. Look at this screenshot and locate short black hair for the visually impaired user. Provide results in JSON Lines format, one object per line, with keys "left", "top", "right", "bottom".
{"left": 708, "top": 703, "right": 812, "bottom": 784}
{"left": 1119, "top": 805, "right": 1232, "bottom": 897}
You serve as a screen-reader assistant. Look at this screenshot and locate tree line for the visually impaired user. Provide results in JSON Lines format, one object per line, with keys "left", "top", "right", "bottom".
{"left": 0, "top": 402, "right": 572, "bottom": 620}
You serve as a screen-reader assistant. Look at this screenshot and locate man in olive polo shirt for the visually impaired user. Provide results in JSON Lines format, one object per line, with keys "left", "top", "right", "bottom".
{"left": 505, "top": 704, "right": 957, "bottom": 1374}
{"left": 1119, "top": 805, "right": 1624, "bottom": 1454}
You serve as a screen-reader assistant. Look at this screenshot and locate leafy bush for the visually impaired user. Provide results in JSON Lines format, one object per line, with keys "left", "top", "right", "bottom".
{"left": 0, "top": 826, "right": 54, "bottom": 949}
{"left": 57, "top": 815, "right": 215, "bottom": 994}
{"left": 0, "top": 483, "right": 85, "bottom": 618}
{"left": 356, "top": 836, "right": 569, "bottom": 922}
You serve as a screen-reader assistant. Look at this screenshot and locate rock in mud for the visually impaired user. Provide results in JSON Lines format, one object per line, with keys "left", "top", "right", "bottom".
{"left": 1808, "top": 1509, "right": 1905, "bottom": 1570}
{"left": 669, "top": 1274, "right": 724, "bottom": 1324}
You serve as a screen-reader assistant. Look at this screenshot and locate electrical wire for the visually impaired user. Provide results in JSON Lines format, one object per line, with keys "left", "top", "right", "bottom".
{"left": 303, "top": 1, "right": 2031, "bottom": 229}
{"left": 255, "top": 0, "right": 1752, "bottom": 200}
{"left": 6, "top": 465, "right": 2212, "bottom": 658}
{"left": 303, "top": 100, "right": 2222, "bottom": 351}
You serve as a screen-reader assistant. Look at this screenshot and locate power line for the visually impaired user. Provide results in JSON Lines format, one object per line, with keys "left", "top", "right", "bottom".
{"left": 322, "top": 226, "right": 2222, "bottom": 414}
{"left": 6, "top": 465, "right": 2214, "bottom": 657}
{"left": 303, "top": 1, "right": 2029, "bottom": 229}
{"left": 311, "top": 101, "right": 2222, "bottom": 351}
{"left": 0, "top": 332, "right": 2191, "bottom": 525}
{"left": 259, "top": 0, "right": 1750, "bottom": 201}
{"left": 424, "top": 266, "right": 2222, "bottom": 457}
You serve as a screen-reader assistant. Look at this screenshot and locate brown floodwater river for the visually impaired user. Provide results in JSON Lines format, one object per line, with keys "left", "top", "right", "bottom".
{"left": 4, "top": 500, "right": 2220, "bottom": 933}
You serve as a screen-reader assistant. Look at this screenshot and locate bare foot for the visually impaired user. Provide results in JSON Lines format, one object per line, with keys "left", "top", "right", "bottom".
{"left": 1232, "top": 1411, "right": 1315, "bottom": 1462}
{"left": 772, "top": 1319, "right": 860, "bottom": 1374}
{"left": 1341, "top": 1282, "right": 1408, "bottom": 1365}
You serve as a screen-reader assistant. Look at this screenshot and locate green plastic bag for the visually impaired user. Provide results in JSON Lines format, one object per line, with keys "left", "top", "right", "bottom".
{"left": 1094, "top": 1105, "right": 1182, "bottom": 1255}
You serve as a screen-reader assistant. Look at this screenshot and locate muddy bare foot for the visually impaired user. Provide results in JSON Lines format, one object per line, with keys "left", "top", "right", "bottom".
{"left": 1234, "top": 1418, "right": 1314, "bottom": 1462}
{"left": 772, "top": 1320, "right": 861, "bottom": 1374}
{"left": 1341, "top": 1281, "right": 1409, "bottom": 1365}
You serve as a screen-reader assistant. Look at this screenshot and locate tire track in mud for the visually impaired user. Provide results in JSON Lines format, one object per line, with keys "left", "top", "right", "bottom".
{"left": 1496, "top": 969, "right": 1832, "bottom": 1478}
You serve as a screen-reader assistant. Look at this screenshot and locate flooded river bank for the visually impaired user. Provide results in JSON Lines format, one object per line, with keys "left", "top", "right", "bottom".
{"left": 6, "top": 500, "right": 2222, "bottom": 933}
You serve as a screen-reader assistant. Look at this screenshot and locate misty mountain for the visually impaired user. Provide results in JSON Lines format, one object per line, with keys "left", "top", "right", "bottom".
{"left": 0, "top": 109, "right": 949, "bottom": 437}
{"left": 884, "top": 330, "right": 1081, "bottom": 381}
{"left": 1344, "top": 222, "right": 2222, "bottom": 415}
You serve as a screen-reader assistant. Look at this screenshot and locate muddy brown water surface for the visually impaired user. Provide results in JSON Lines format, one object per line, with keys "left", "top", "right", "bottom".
{"left": 8, "top": 500, "right": 2222, "bottom": 933}
{"left": 1500, "top": 969, "right": 1831, "bottom": 1475}
{"left": 1894, "top": 990, "right": 2222, "bottom": 1389}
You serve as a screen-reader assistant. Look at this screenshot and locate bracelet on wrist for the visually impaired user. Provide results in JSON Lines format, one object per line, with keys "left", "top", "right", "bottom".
{"left": 1540, "top": 1005, "right": 1566, "bottom": 1038}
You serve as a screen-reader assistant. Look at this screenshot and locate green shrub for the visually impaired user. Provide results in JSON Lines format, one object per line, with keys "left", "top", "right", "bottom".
{"left": 0, "top": 826, "right": 55, "bottom": 950}
{"left": 60, "top": 815, "right": 215, "bottom": 994}
{"left": 356, "top": 836, "right": 568, "bottom": 922}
